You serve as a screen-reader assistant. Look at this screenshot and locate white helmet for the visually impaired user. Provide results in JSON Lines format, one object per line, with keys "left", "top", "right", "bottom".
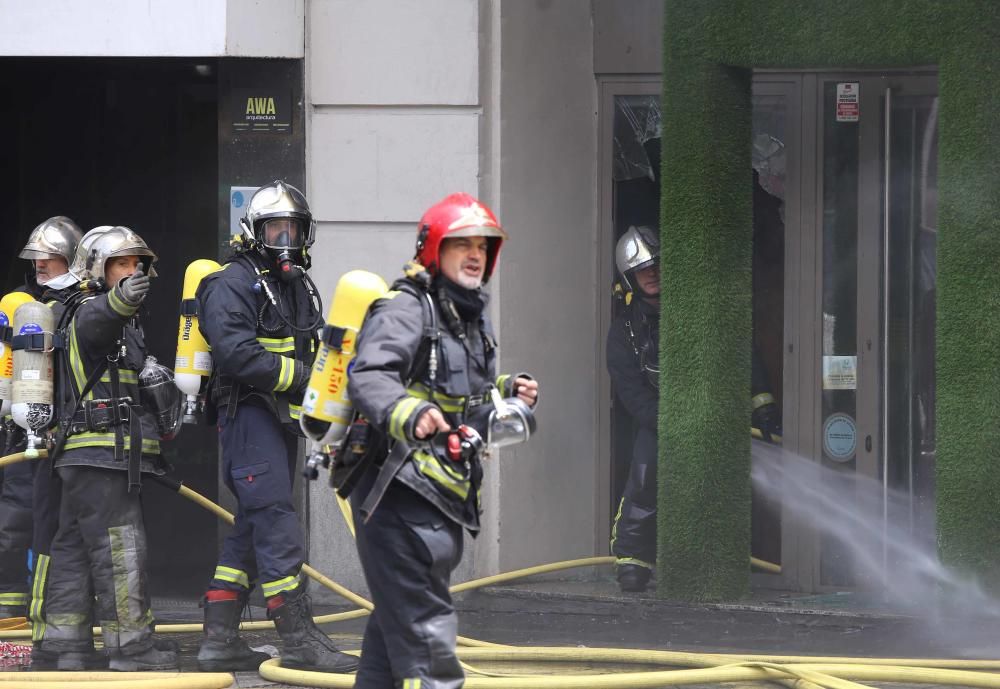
{"left": 20, "top": 216, "right": 83, "bottom": 263}
{"left": 614, "top": 225, "right": 659, "bottom": 293}
{"left": 69, "top": 226, "right": 158, "bottom": 283}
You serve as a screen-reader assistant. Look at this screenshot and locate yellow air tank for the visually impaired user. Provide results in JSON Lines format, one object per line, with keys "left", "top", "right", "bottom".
{"left": 12, "top": 300, "right": 55, "bottom": 457}
{"left": 300, "top": 270, "right": 388, "bottom": 445}
{"left": 174, "top": 259, "right": 221, "bottom": 421}
{"left": 0, "top": 292, "right": 36, "bottom": 418}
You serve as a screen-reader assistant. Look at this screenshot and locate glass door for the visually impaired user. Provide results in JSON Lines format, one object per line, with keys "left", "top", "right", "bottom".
{"left": 753, "top": 72, "right": 938, "bottom": 593}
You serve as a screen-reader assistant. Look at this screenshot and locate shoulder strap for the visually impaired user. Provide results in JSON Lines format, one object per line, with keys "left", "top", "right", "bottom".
{"left": 390, "top": 279, "right": 440, "bottom": 389}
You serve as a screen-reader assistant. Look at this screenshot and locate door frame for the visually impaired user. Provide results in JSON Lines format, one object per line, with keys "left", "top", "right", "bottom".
{"left": 596, "top": 76, "right": 662, "bottom": 552}
{"left": 753, "top": 70, "right": 937, "bottom": 593}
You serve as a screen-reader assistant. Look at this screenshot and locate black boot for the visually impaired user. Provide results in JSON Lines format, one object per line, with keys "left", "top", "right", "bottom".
{"left": 617, "top": 564, "right": 652, "bottom": 593}
{"left": 268, "top": 590, "right": 358, "bottom": 673}
{"left": 197, "top": 594, "right": 272, "bottom": 671}
{"left": 108, "top": 643, "right": 179, "bottom": 671}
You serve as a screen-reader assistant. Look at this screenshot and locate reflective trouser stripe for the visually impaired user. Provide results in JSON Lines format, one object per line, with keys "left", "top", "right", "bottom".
{"left": 262, "top": 573, "right": 301, "bottom": 598}
{"left": 389, "top": 397, "right": 422, "bottom": 441}
{"left": 109, "top": 525, "right": 143, "bottom": 633}
{"left": 213, "top": 566, "right": 249, "bottom": 589}
{"left": 29, "top": 554, "right": 50, "bottom": 641}
{"left": 610, "top": 497, "right": 624, "bottom": 551}
{"left": 0, "top": 592, "right": 29, "bottom": 606}
{"left": 615, "top": 557, "right": 654, "bottom": 570}
{"left": 289, "top": 402, "right": 301, "bottom": 421}
{"left": 403, "top": 679, "right": 422, "bottom": 689}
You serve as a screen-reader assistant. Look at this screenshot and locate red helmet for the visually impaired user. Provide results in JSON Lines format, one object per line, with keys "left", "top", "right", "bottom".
{"left": 415, "top": 193, "right": 507, "bottom": 282}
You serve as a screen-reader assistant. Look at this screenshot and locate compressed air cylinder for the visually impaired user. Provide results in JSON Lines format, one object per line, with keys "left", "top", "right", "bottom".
{"left": 300, "top": 270, "right": 388, "bottom": 445}
{"left": 12, "top": 301, "right": 55, "bottom": 455}
{"left": 0, "top": 292, "right": 35, "bottom": 418}
{"left": 174, "top": 259, "right": 221, "bottom": 420}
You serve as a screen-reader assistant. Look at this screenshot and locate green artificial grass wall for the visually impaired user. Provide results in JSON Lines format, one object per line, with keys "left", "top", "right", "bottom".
{"left": 659, "top": 0, "right": 1000, "bottom": 600}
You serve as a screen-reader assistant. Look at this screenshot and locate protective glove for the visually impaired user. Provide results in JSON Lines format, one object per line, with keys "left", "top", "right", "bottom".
{"left": 117, "top": 268, "right": 150, "bottom": 306}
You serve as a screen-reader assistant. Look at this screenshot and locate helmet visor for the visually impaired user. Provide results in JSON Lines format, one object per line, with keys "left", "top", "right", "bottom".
{"left": 261, "top": 218, "right": 305, "bottom": 250}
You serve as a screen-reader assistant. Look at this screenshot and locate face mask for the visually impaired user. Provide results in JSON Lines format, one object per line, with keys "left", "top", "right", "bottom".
{"left": 43, "top": 272, "right": 80, "bottom": 290}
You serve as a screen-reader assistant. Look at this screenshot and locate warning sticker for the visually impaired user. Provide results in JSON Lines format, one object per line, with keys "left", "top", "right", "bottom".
{"left": 836, "top": 82, "right": 859, "bottom": 122}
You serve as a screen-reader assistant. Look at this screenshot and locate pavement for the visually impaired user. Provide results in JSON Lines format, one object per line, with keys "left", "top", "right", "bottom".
{"left": 3, "top": 573, "right": 999, "bottom": 687}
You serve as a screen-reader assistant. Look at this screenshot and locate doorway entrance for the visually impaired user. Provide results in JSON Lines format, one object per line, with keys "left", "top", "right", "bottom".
{"left": 751, "top": 72, "right": 939, "bottom": 592}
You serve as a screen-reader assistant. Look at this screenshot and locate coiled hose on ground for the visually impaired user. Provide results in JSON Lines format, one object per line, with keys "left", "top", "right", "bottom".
{"left": 2, "top": 449, "right": 999, "bottom": 689}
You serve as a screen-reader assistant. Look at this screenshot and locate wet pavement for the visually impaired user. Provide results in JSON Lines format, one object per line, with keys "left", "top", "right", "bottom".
{"left": 3, "top": 574, "right": 999, "bottom": 687}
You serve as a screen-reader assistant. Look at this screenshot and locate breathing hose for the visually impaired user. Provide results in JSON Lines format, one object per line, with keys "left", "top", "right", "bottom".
{"left": 4, "top": 450, "right": 1000, "bottom": 689}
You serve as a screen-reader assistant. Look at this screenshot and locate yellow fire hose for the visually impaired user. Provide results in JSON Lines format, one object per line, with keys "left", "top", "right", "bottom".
{"left": 5, "top": 449, "right": 1000, "bottom": 689}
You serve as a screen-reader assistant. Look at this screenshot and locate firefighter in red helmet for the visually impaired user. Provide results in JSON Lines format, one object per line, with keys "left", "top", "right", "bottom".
{"left": 345, "top": 192, "right": 538, "bottom": 688}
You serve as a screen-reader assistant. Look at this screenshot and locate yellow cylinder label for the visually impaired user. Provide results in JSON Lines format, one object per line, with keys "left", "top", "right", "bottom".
{"left": 302, "top": 271, "right": 388, "bottom": 425}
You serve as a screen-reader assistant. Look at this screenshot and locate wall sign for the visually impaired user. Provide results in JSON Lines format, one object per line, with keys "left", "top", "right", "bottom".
{"left": 230, "top": 186, "right": 260, "bottom": 239}
{"left": 823, "top": 355, "right": 857, "bottom": 390}
{"left": 232, "top": 88, "right": 291, "bottom": 133}
{"left": 823, "top": 413, "right": 857, "bottom": 462}
{"left": 836, "top": 82, "right": 859, "bottom": 122}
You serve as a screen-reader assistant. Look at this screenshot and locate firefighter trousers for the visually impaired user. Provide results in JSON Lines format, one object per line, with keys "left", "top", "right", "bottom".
{"left": 0, "top": 457, "right": 32, "bottom": 613}
{"left": 210, "top": 402, "right": 305, "bottom": 597}
{"left": 41, "top": 465, "right": 154, "bottom": 654}
{"left": 611, "top": 425, "right": 658, "bottom": 569}
{"left": 352, "top": 478, "right": 465, "bottom": 689}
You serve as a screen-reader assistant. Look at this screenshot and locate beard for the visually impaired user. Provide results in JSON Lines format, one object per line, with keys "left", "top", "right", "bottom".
{"left": 452, "top": 270, "right": 483, "bottom": 290}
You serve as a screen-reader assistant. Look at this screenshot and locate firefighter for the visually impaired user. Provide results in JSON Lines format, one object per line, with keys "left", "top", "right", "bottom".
{"left": 346, "top": 192, "right": 539, "bottom": 689}
{"left": 37, "top": 225, "right": 178, "bottom": 671}
{"left": 607, "top": 225, "right": 660, "bottom": 593}
{"left": 0, "top": 217, "right": 82, "bottom": 626}
{"left": 194, "top": 181, "right": 357, "bottom": 674}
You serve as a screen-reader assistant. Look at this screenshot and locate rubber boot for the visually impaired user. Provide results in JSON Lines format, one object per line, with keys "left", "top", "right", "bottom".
{"left": 268, "top": 589, "right": 358, "bottom": 673}
{"left": 29, "top": 644, "right": 58, "bottom": 671}
{"left": 55, "top": 649, "right": 110, "bottom": 671}
{"left": 108, "top": 643, "right": 179, "bottom": 671}
{"left": 197, "top": 591, "right": 271, "bottom": 671}
{"left": 617, "top": 563, "right": 652, "bottom": 593}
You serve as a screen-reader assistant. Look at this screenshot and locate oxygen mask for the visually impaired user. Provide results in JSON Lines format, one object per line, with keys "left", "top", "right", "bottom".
{"left": 138, "top": 356, "right": 183, "bottom": 440}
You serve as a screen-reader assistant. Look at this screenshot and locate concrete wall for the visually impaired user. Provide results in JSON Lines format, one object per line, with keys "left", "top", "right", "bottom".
{"left": 305, "top": 0, "right": 484, "bottom": 597}
{"left": 305, "top": 0, "right": 615, "bottom": 599}
{"left": 493, "top": 1, "right": 600, "bottom": 571}
{"left": 0, "top": 0, "right": 303, "bottom": 57}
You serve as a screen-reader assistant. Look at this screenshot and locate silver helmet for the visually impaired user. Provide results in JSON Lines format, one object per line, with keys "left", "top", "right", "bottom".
{"left": 614, "top": 225, "right": 659, "bottom": 293}
{"left": 240, "top": 180, "right": 315, "bottom": 253}
{"left": 69, "top": 226, "right": 158, "bottom": 283}
{"left": 20, "top": 216, "right": 83, "bottom": 263}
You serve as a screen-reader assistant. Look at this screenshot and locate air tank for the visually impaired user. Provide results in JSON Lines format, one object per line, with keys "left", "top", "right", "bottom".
{"left": 0, "top": 292, "right": 35, "bottom": 418}
{"left": 300, "top": 270, "right": 388, "bottom": 445}
{"left": 174, "top": 259, "right": 221, "bottom": 422}
{"left": 12, "top": 301, "right": 55, "bottom": 457}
